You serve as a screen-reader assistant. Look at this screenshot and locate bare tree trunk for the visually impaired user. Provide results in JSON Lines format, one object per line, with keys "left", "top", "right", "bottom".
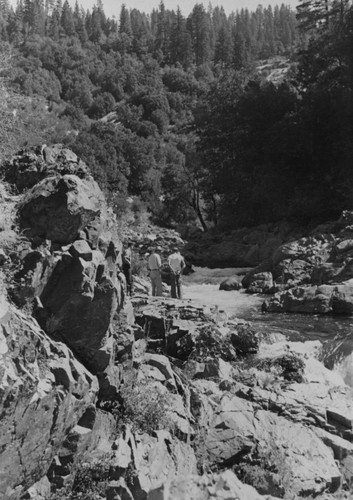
{"left": 195, "top": 189, "right": 208, "bottom": 232}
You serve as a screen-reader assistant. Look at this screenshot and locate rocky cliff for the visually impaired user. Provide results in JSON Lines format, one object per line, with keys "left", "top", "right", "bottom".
{"left": 1, "top": 145, "right": 352, "bottom": 500}
{"left": 239, "top": 211, "right": 353, "bottom": 317}
{"left": 0, "top": 145, "right": 125, "bottom": 498}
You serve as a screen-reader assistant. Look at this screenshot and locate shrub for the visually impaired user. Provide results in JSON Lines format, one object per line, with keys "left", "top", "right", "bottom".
{"left": 255, "top": 352, "right": 305, "bottom": 383}
{"left": 50, "top": 458, "right": 111, "bottom": 500}
{"left": 235, "top": 441, "right": 292, "bottom": 498}
{"left": 190, "top": 326, "right": 237, "bottom": 363}
{"left": 118, "top": 378, "right": 171, "bottom": 434}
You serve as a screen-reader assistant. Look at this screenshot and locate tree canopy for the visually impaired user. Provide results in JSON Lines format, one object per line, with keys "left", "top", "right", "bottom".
{"left": 0, "top": 0, "right": 351, "bottom": 230}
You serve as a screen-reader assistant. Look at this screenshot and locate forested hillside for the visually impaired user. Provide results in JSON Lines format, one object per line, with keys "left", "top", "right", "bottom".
{"left": 0, "top": 0, "right": 352, "bottom": 229}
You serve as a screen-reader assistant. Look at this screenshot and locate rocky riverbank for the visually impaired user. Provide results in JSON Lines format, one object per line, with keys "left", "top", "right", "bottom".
{"left": 236, "top": 212, "right": 353, "bottom": 316}
{"left": 1, "top": 145, "right": 353, "bottom": 500}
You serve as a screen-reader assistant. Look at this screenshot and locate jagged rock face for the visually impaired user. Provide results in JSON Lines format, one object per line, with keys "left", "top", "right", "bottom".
{"left": 150, "top": 470, "right": 281, "bottom": 499}
{"left": 19, "top": 174, "right": 105, "bottom": 245}
{"left": 239, "top": 211, "right": 353, "bottom": 314}
{"left": 263, "top": 284, "right": 353, "bottom": 314}
{"left": 41, "top": 248, "right": 120, "bottom": 373}
{"left": 0, "top": 293, "right": 98, "bottom": 500}
{"left": 3, "top": 144, "right": 89, "bottom": 192}
{"left": 7, "top": 145, "right": 125, "bottom": 374}
{"left": 246, "top": 271, "right": 274, "bottom": 294}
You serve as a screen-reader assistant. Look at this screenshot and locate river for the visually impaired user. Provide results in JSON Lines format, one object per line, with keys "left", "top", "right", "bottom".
{"left": 183, "top": 267, "right": 353, "bottom": 385}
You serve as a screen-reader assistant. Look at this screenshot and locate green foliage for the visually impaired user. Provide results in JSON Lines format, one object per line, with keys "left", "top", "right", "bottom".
{"left": 236, "top": 441, "right": 292, "bottom": 498}
{"left": 256, "top": 352, "right": 305, "bottom": 383}
{"left": 50, "top": 458, "right": 111, "bottom": 500}
{"left": 2, "top": 0, "right": 350, "bottom": 231}
{"left": 117, "top": 378, "right": 171, "bottom": 434}
{"left": 190, "top": 325, "right": 237, "bottom": 363}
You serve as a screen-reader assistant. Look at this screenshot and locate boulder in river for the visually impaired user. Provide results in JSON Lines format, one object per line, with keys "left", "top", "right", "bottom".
{"left": 263, "top": 283, "right": 353, "bottom": 315}
{"left": 247, "top": 271, "right": 274, "bottom": 294}
{"left": 219, "top": 276, "right": 242, "bottom": 290}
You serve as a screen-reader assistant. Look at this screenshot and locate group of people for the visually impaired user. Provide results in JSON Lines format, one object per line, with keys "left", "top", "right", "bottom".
{"left": 122, "top": 242, "right": 185, "bottom": 299}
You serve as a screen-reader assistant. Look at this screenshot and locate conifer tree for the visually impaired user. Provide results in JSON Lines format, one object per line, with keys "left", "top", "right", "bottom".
{"left": 168, "top": 6, "right": 192, "bottom": 67}
{"left": 119, "top": 4, "right": 131, "bottom": 35}
{"left": 214, "top": 23, "right": 232, "bottom": 66}
{"left": 0, "top": 0, "right": 10, "bottom": 40}
{"left": 60, "top": 0, "right": 75, "bottom": 36}
{"left": 154, "top": 1, "right": 168, "bottom": 61}
{"left": 187, "top": 3, "right": 212, "bottom": 65}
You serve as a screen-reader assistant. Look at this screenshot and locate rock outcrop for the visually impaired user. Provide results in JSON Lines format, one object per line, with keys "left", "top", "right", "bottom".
{"left": 6, "top": 145, "right": 125, "bottom": 374}
{"left": 2, "top": 145, "right": 353, "bottom": 500}
{"left": 0, "top": 145, "right": 127, "bottom": 498}
{"left": 237, "top": 211, "right": 353, "bottom": 315}
{"left": 0, "top": 293, "right": 98, "bottom": 499}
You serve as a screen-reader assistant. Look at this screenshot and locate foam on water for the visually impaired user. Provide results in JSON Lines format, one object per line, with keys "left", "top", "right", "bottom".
{"left": 183, "top": 267, "right": 353, "bottom": 386}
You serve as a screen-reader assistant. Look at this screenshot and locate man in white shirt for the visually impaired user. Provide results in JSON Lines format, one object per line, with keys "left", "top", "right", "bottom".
{"left": 147, "top": 246, "right": 163, "bottom": 296}
{"left": 168, "top": 247, "right": 185, "bottom": 299}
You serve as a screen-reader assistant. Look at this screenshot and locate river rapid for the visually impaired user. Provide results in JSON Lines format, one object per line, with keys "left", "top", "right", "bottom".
{"left": 183, "top": 267, "right": 353, "bottom": 386}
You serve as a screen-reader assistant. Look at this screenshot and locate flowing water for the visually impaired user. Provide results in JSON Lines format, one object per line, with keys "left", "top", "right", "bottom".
{"left": 183, "top": 267, "right": 353, "bottom": 385}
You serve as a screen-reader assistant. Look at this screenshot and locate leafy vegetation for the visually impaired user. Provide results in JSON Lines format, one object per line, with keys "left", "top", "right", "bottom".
{"left": 117, "top": 377, "right": 171, "bottom": 433}
{"left": 50, "top": 458, "right": 111, "bottom": 500}
{"left": 0, "top": 0, "right": 351, "bottom": 230}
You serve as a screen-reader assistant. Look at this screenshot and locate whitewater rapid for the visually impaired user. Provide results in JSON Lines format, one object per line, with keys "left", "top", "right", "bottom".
{"left": 183, "top": 267, "right": 263, "bottom": 319}
{"left": 183, "top": 267, "right": 353, "bottom": 386}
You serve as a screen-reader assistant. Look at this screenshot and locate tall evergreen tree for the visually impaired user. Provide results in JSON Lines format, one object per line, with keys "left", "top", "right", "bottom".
{"left": 187, "top": 4, "right": 212, "bottom": 65}
{"left": 119, "top": 4, "right": 131, "bottom": 35}
{"left": 214, "top": 23, "right": 232, "bottom": 66}
{"left": 60, "top": 0, "right": 75, "bottom": 36}
{"left": 168, "top": 6, "right": 192, "bottom": 67}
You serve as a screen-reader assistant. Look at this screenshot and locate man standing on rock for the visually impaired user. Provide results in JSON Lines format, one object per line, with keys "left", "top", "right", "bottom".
{"left": 148, "top": 246, "right": 163, "bottom": 296}
{"left": 168, "top": 247, "right": 185, "bottom": 299}
{"left": 122, "top": 241, "right": 133, "bottom": 296}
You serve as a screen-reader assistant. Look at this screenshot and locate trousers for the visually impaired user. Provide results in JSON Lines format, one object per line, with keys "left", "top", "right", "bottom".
{"left": 150, "top": 269, "right": 163, "bottom": 296}
{"left": 123, "top": 263, "right": 132, "bottom": 295}
{"left": 170, "top": 272, "right": 182, "bottom": 299}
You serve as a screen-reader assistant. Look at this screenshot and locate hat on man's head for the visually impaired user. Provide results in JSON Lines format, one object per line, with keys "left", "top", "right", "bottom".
{"left": 156, "top": 246, "right": 162, "bottom": 251}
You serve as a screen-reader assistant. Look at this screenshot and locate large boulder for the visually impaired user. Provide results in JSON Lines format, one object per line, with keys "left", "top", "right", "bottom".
{"left": 39, "top": 246, "right": 122, "bottom": 373}
{"left": 4, "top": 146, "right": 126, "bottom": 374}
{"left": 18, "top": 174, "right": 106, "bottom": 246}
{"left": 149, "top": 470, "right": 281, "bottom": 499}
{"left": 219, "top": 276, "right": 242, "bottom": 291}
{"left": 263, "top": 283, "right": 353, "bottom": 315}
{"left": 247, "top": 272, "right": 274, "bottom": 294}
{"left": 204, "top": 394, "right": 341, "bottom": 497}
{"left": 0, "top": 294, "right": 98, "bottom": 499}
{"left": 3, "top": 144, "right": 89, "bottom": 192}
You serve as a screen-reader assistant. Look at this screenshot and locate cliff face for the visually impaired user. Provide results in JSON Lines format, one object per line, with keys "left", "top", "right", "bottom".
{"left": 0, "top": 292, "right": 98, "bottom": 499}
{"left": 1, "top": 145, "right": 353, "bottom": 500}
{"left": 0, "top": 145, "right": 126, "bottom": 498}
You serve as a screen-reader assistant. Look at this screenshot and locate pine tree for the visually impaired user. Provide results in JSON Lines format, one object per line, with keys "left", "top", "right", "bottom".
{"left": 154, "top": 1, "right": 168, "bottom": 62}
{"left": 214, "top": 23, "right": 232, "bottom": 67}
{"left": 0, "top": 0, "right": 10, "bottom": 40}
{"left": 187, "top": 3, "right": 212, "bottom": 66}
{"left": 130, "top": 8, "right": 152, "bottom": 56}
{"left": 168, "top": 6, "right": 192, "bottom": 67}
{"left": 89, "top": 5, "right": 104, "bottom": 42}
{"left": 74, "top": 5, "right": 88, "bottom": 44}
{"left": 32, "top": 0, "right": 45, "bottom": 35}
{"left": 48, "top": 5, "right": 60, "bottom": 39}
{"left": 60, "top": 0, "right": 75, "bottom": 36}
{"left": 119, "top": 3, "right": 131, "bottom": 35}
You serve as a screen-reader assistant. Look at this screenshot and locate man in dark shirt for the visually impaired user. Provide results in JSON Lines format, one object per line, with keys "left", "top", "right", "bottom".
{"left": 122, "top": 242, "right": 133, "bottom": 296}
